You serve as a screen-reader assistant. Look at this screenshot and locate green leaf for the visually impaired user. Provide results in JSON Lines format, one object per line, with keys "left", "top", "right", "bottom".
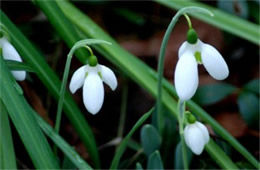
{"left": 110, "top": 109, "right": 153, "bottom": 169}
{"left": 174, "top": 142, "right": 193, "bottom": 169}
{"left": 136, "top": 162, "right": 143, "bottom": 170}
{"left": 35, "top": 113, "right": 93, "bottom": 170}
{"left": 0, "top": 56, "right": 59, "bottom": 169}
{"left": 34, "top": 0, "right": 90, "bottom": 63}
{"left": 114, "top": 8, "right": 145, "bottom": 26}
{"left": 192, "top": 83, "right": 237, "bottom": 106}
{"left": 154, "top": 0, "right": 260, "bottom": 45}
{"left": 217, "top": 0, "right": 249, "bottom": 19}
{"left": 56, "top": 1, "right": 258, "bottom": 168}
{"left": 243, "top": 79, "right": 260, "bottom": 95}
{"left": 147, "top": 150, "right": 164, "bottom": 170}
{"left": 0, "top": 100, "right": 17, "bottom": 169}
{"left": 140, "top": 124, "right": 162, "bottom": 156}
{"left": 6, "top": 60, "right": 35, "bottom": 72}
{"left": 205, "top": 139, "right": 238, "bottom": 169}
{"left": 62, "top": 156, "right": 77, "bottom": 170}
{"left": 0, "top": 10, "right": 100, "bottom": 169}
{"left": 236, "top": 161, "right": 256, "bottom": 169}
{"left": 237, "top": 92, "right": 259, "bottom": 128}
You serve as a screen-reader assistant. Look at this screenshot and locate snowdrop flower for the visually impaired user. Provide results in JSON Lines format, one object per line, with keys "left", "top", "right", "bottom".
{"left": 69, "top": 56, "right": 117, "bottom": 115}
{"left": 0, "top": 37, "right": 26, "bottom": 81}
{"left": 184, "top": 120, "right": 209, "bottom": 155}
{"left": 174, "top": 29, "right": 229, "bottom": 101}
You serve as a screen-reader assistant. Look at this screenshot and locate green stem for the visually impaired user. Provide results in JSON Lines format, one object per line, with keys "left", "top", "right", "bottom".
{"left": 117, "top": 78, "right": 128, "bottom": 139}
{"left": 155, "top": 7, "right": 213, "bottom": 132}
{"left": 53, "top": 48, "right": 73, "bottom": 155}
{"left": 54, "top": 52, "right": 73, "bottom": 134}
{"left": 184, "top": 14, "right": 192, "bottom": 29}
{"left": 177, "top": 100, "right": 188, "bottom": 169}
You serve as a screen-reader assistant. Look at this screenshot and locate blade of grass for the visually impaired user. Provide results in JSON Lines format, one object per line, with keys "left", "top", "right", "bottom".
{"left": 34, "top": 112, "right": 93, "bottom": 170}
{"left": 0, "top": 10, "right": 100, "bottom": 168}
{"left": 6, "top": 60, "right": 35, "bottom": 72}
{"left": 33, "top": 0, "right": 90, "bottom": 63}
{"left": 56, "top": 1, "right": 254, "bottom": 168}
{"left": 110, "top": 108, "right": 153, "bottom": 169}
{"left": 0, "top": 56, "right": 59, "bottom": 169}
{"left": 154, "top": 0, "right": 260, "bottom": 45}
{"left": 205, "top": 139, "right": 238, "bottom": 169}
{"left": 0, "top": 100, "right": 17, "bottom": 169}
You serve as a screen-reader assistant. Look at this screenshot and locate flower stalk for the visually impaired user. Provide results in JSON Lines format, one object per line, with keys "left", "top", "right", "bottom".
{"left": 177, "top": 100, "right": 188, "bottom": 169}
{"left": 155, "top": 7, "right": 213, "bottom": 131}
{"left": 155, "top": 7, "right": 213, "bottom": 169}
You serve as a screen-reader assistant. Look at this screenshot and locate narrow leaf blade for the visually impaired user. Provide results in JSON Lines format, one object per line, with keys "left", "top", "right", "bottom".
{"left": 0, "top": 100, "right": 17, "bottom": 169}
{"left": 0, "top": 56, "right": 59, "bottom": 169}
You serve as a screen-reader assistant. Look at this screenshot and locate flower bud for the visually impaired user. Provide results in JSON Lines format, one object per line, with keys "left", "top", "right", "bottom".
{"left": 184, "top": 121, "right": 209, "bottom": 155}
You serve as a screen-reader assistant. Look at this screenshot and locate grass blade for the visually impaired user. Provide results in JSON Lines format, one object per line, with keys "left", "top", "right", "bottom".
{"left": 0, "top": 10, "right": 99, "bottom": 168}
{"left": 0, "top": 100, "right": 17, "bottom": 169}
{"left": 34, "top": 0, "right": 90, "bottom": 63}
{"left": 110, "top": 109, "right": 153, "bottom": 169}
{"left": 0, "top": 56, "right": 59, "bottom": 169}
{"left": 6, "top": 60, "right": 35, "bottom": 72}
{"left": 35, "top": 112, "right": 93, "bottom": 170}
{"left": 154, "top": 0, "right": 259, "bottom": 45}
{"left": 205, "top": 139, "right": 238, "bottom": 169}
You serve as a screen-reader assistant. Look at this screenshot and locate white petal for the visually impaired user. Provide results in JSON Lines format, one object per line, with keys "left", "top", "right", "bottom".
{"left": 184, "top": 124, "right": 205, "bottom": 155}
{"left": 83, "top": 72, "right": 104, "bottom": 115}
{"left": 201, "top": 44, "right": 229, "bottom": 80}
{"left": 196, "top": 122, "right": 210, "bottom": 144}
{"left": 11, "top": 71, "right": 26, "bottom": 81}
{"left": 0, "top": 37, "right": 5, "bottom": 48}
{"left": 174, "top": 52, "right": 198, "bottom": 101}
{"left": 2, "top": 38, "right": 22, "bottom": 62}
{"left": 69, "top": 66, "right": 87, "bottom": 94}
{"left": 178, "top": 41, "right": 189, "bottom": 58}
{"left": 99, "top": 65, "right": 117, "bottom": 90}
{"left": 184, "top": 125, "right": 191, "bottom": 148}
{"left": 178, "top": 40, "right": 203, "bottom": 58}
{"left": 2, "top": 38, "right": 26, "bottom": 81}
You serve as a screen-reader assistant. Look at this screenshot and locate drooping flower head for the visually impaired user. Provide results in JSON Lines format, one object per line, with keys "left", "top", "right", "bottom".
{"left": 69, "top": 55, "right": 117, "bottom": 115}
{"left": 0, "top": 36, "right": 26, "bottom": 81}
{"left": 174, "top": 29, "right": 229, "bottom": 101}
{"left": 183, "top": 113, "right": 209, "bottom": 155}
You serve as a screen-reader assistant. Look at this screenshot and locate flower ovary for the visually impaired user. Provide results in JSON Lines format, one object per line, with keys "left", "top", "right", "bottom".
{"left": 88, "top": 55, "right": 98, "bottom": 67}
{"left": 187, "top": 29, "right": 198, "bottom": 44}
{"left": 186, "top": 112, "right": 196, "bottom": 124}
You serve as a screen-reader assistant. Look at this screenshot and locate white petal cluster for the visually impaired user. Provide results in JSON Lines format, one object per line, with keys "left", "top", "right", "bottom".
{"left": 0, "top": 37, "right": 26, "bottom": 81}
{"left": 184, "top": 121, "right": 209, "bottom": 155}
{"left": 174, "top": 40, "right": 229, "bottom": 101}
{"left": 69, "top": 64, "right": 117, "bottom": 115}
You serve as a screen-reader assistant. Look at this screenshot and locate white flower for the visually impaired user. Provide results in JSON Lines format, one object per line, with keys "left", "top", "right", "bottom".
{"left": 174, "top": 40, "right": 229, "bottom": 101}
{"left": 184, "top": 121, "right": 209, "bottom": 155}
{"left": 69, "top": 64, "right": 117, "bottom": 115}
{"left": 0, "top": 37, "right": 26, "bottom": 81}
